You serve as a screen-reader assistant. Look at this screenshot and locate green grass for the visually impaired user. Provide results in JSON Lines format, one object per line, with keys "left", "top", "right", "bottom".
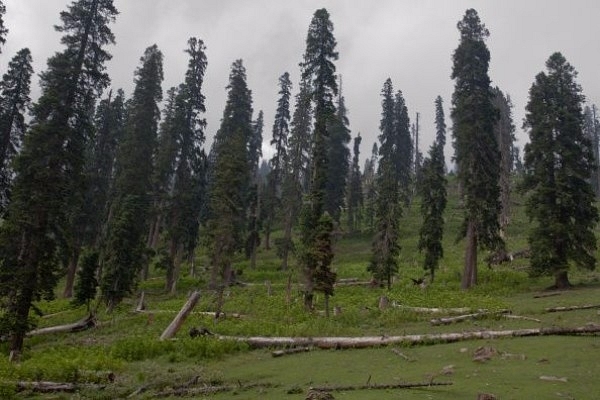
{"left": 3, "top": 178, "right": 600, "bottom": 399}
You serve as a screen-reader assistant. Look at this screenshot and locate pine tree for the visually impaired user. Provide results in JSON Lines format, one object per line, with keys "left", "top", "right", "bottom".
{"left": 299, "top": 8, "right": 338, "bottom": 309}
{"left": 325, "top": 77, "right": 350, "bottom": 222}
{"left": 492, "top": 87, "right": 515, "bottom": 235}
{"left": 418, "top": 96, "right": 447, "bottom": 282}
{"left": 362, "top": 142, "right": 378, "bottom": 231}
{"left": 583, "top": 105, "right": 600, "bottom": 196}
{"left": 346, "top": 133, "right": 363, "bottom": 233}
{"left": 264, "top": 73, "right": 292, "bottom": 252}
{"left": 523, "top": 52, "right": 599, "bottom": 289}
{"left": 72, "top": 247, "right": 99, "bottom": 311}
{"left": 0, "top": 48, "right": 33, "bottom": 211}
{"left": 246, "top": 110, "right": 263, "bottom": 269}
{"left": 0, "top": 0, "right": 117, "bottom": 358}
{"left": 451, "top": 9, "right": 502, "bottom": 289}
{"left": 368, "top": 79, "right": 402, "bottom": 289}
{"left": 63, "top": 89, "right": 126, "bottom": 298}
{"left": 161, "top": 38, "right": 207, "bottom": 293}
{"left": 0, "top": 0, "right": 7, "bottom": 54}
{"left": 394, "top": 90, "right": 412, "bottom": 204}
{"left": 101, "top": 44, "right": 163, "bottom": 311}
{"left": 207, "top": 59, "right": 253, "bottom": 300}
{"left": 278, "top": 80, "right": 312, "bottom": 270}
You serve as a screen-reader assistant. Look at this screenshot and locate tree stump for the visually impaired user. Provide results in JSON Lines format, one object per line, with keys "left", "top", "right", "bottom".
{"left": 378, "top": 296, "right": 389, "bottom": 310}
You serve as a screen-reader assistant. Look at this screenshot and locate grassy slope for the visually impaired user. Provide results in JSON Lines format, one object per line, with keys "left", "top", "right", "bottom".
{"left": 1, "top": 177, "right": 600, "bottom": 399}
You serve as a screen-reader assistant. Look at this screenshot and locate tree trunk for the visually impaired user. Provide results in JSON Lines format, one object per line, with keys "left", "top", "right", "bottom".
{"left": 62, "top": 247, "right": 81, "bottom": 298}
{"left": 461, "top": 219, "right": 477, "bottom": 289}
{"left": 28, "top": 314, "right": 96, "bottom": 336}
{"left": 159, "top": 290, "right": 200, "bottom": 340}
{"left": 216, "top": 324, "right": 600, "bottom": 349}
{"left": 264, "top": 226, "right": 271, "bottom": 250}
{"left": 324, "top": 294, "right": 330, "bottom": 317}
{"left": 554, "top": 270, "right": 571, "bottom": 289}
{"left": 281, "top": 212, "right": 293, "bottom": 270}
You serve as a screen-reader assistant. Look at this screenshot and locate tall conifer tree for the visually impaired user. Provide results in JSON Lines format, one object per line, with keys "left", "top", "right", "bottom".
{"left": 418, "top": 96, "right": 447, "bottom": 282}
{"left": 0, "top": 48, "right": 33, "bottom": 211}
{"left": 0, "top": 0, "right": 117, "bottom": 357}
{"left": 207, "top": 59, "right": 253, "bottom": 302}
{"left": 0, "top": 0, "right": 7, "bottom": 54}
{"left": 451, "top": 9, "right": 502, "bottom": 289}
{"left": 523, "top": 52, "right": 599, "bottom": 288}
{"left": 101, "top": 45, "right": 163, "bottom": 310}
{"left": 346, "top": 133, "right": 363, "bottom": 233}
{"left": 299, "top": 8, "right": 338, "bottom": 309}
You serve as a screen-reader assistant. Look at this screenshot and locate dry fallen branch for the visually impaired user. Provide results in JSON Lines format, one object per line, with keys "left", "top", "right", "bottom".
{"left": 272, "top": 347, "right": 312, "bottom": 357}
{"left": 28, "top": 314, "right": 96, "bottom": 337}
{"left": 393, "top": 304, "right": 474, "bottom": 314}
{"left": 430, "top": 310, "right": 510, "bottom": 326}
{"left": 502, "top": 314, "right": 541, "bottom": 323}
{"left": 391, "top": 348, "right": 414, "bottom": 361}
{"left": 533, "top": 292, "right": 561, "bottom": 299}
{"left": 159, "top": 290, "right": 200, "bottom": 340}
{"left": 545, "top": 304, "right": 600, "bottom": 313}
{"left": 16, "top": 381, "right": 105, "bottom": 393}
{"left": 216, "top": 324, "right": 600, "bottom": 349}
{"left": 309, "top": 381, "right": 453, "bottom": 392}
{"left": 155, "top": 382, "right": 274, "bottom": 397}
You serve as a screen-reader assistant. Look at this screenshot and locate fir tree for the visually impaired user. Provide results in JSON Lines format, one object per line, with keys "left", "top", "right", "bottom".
{"left": 101, "top": 44, "right": 163, "bottom": 310}
{"left": 368, "top": 79, "right": 402, "bottom": 289}
{"left": 299, "top": 8, "right": 338, "bottom": 309}
{"left": 492, "top": 87, "right": 515, "bottom": 235}
{"left": 0, "top": 48, "right": 33, "bottom": 211}
{"left": 0, "top": 0, "right": 117, "bottom": 357}
{"left": 394, "top": 90, "right": 412, "bottom": 204}
{"left": 0, "top": 0, "right": 7, "bottom": 54}
{"left": 418, "top": 96, "right": 447, "bottom": 282}
{"left": 246, "top": 110, "right": 263, "bottom": 269}
{"left": 583, "top": 105, "right": 600, "bottom": 196}
{"left": 451, "top": 9, "right": 502, "bottom": 289}
{"left": 278, "top": 80, "right": 312, "bottom": 270}
{"left": 265, "top": 72, "right": 292, "bottom": 251}
{"left": 523, "top": 52, "right": 599, "bottom": 289}
{"left": 325, "top": 76, "right": 350, "bottom": 222}
{"left": 362, "top": 142, "right": 378, "bottom": 231}
{"left": 207, "top": 59, "right": 253, "bottom": 301}
{"left": 72, "top": 248, "right": 99, "bottom": 311}
{"left": 346, "top": 133, "right": 363, "bottom": 233}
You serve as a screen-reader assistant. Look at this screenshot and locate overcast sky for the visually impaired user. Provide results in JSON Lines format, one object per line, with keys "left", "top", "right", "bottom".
{"left": 2, "top": 0, "right": 600, "bottom": 165}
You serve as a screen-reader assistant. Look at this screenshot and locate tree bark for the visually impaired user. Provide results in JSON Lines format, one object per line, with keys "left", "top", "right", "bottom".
{"left": 159, "top": 290, "right": 200, "bottom": 340}
{"left": 462, "top": 219, "right": 477, "bottom": 289}
{"left": 553, "top": 270, "right": 571, "bottom": 289}
{"left": 216, "top": 324, "right": 600, "bottom": 349}
{"left": 62, "top": 247, "right": 81, "bottom": 298}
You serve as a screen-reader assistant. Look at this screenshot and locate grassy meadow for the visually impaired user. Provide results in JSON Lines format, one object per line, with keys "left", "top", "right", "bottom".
{"left": 1, "top": 178, "right": 600, "bottom": 399}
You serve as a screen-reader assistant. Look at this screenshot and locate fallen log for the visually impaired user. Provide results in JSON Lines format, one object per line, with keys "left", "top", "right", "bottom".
{"left": 309, "top": 381, "right": 453, "bottom": 392}
{"left": 28, "top": 314, "right": 96, "bottom": 337}
{"left": 502, "top": 314, "right": 541, "bottom": 323}
{"left": 334, "top": 280, "right": 374, "bottom": 287}
{"left": 430, "top": 310, "right": 510, "bottom": 326}
{"left": 216, "top": 324, "right": 600, "bottom": 349}
{"left": 159, "top": 290, "right": 200, "bottom": 340}
{"left": 272, "top": 346, "right": 312, "bottom": 357}
{"left": 533, "top": 292, "right": 561, "bottom": 299}
{"left": 392, "top": 304, "right": 474, "bottom": 314}
{"left": 16, "top": 381, "right": 105, "bottom": 393}
{"left": 545, "top": 304, "right": 600, "bottom": 313}
{"left": 155, "top": 382, "right": 274, "bottom": 397}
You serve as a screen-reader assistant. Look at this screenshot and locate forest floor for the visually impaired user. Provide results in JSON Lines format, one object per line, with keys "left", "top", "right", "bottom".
{"left": 2, "top": 180, "right": 600, "bottom": 399}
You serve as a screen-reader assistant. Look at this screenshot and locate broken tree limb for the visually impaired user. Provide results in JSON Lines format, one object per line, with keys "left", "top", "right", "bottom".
{"left": 392, "top": 304, "right": 474, "bottom": 314}
{"left": 391, "top": 348, "right": 414, "bottom": 361}
{"left": 533, "top": 292, "right": 561, "bottom": 299}
{"left": 216, "top": 324, "right": 600, "bottom": 349}
{"left": 28, "top": 314, "right": 96, "bottom": 336}
{"left": 159, "top": 290, "right": 201, "bottom": 340}
{"left": 545, "top": 304, "right": 600, "bottom": 313}
{"left": 503, "top": 314, "right": 541, "bottom": 323}
{"left": 271, "top": 346, "right": 312, "bottom": 357}
{"left": 430, "top": 310, "right": 511, "bottom": 326}
{"left": 15, "top": 381, "right": 105, "bottom": 393}
{"left": 334, "top": 280, "right": 374, "bottom": 287}
{"left": 309, "top": 381, "right": 453, "bottom": 392}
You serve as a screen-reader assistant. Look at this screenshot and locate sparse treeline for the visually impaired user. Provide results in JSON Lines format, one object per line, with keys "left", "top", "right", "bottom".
{"left": 0, "top": 2, "right": 598, "bottom": 359}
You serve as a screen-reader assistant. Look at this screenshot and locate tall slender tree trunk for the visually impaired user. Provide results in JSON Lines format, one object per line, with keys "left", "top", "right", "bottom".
{"left": 554, "top": 270, "right": 571, "bottom": 290}
{"left": 62, "top": 247, "right": 81, "bottom": 298}
{"left": 462, "top": 219, "right": 477, "bottom": 289}
{"left": 264, "top": 227, "right": 271, "bottom": 250}
{"left": 281, "top": 211, "right": 293, "bottom": 270}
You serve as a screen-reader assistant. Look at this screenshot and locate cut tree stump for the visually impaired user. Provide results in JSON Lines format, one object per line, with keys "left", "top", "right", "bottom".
{"left": 159, "top": 290, "right": 200, "bottom": 340}
{"left": 28, "top": 314, "right": 97, "bottom": 336}
{"left": 216, "top": 324, "right": 600, "bottom": 349}
{"left": 545, "top": 304, "right": 600, "bottom": 313}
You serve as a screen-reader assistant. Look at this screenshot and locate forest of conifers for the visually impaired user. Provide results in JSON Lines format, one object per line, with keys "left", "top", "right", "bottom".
{"left": 0, "top": 0, "right": 599, "bottom": 363}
